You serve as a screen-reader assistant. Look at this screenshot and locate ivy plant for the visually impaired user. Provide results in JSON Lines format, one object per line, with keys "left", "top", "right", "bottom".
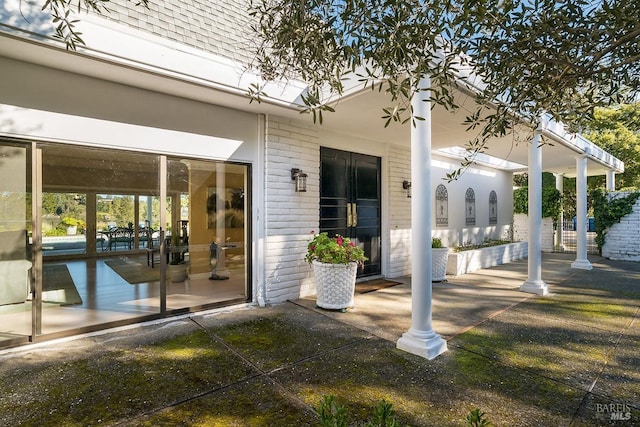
{"left": 513, "top": 186, "right": 562, "bottom": 219}
{"left": 591, "top": 188, "right": 640, "bottom": 254}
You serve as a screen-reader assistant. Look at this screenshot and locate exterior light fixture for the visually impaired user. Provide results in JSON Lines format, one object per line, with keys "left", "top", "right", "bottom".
{"left": 291, "top": 168, "right": 308, "bottom": 192}
{"left": 402, "top": 180, "right": 412, "bottom": 198}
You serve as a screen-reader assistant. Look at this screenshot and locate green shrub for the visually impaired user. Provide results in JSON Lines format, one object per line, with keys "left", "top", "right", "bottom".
{"left": 591, "top": 188, "right": 640, "bottom": 254}
{"left": 513, "top": 186, "right": 562, "bottom": 218}
{"left": 316, "top": 395, "right": 492, "bottom": 427}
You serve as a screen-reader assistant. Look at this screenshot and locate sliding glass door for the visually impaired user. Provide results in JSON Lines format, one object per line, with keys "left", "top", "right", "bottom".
{"left": 0, "top": 140, "right": 250, "bottom": 348}
{"left": 0, "top": 142, "right": 32, "bottom": 347}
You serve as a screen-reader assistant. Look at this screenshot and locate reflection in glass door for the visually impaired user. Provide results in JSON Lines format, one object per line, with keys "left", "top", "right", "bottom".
{"left": 0, "top": 142, "right": 32, "bottom": 346}
{"left": 39, "top": 144, "right": 163, "bottom": 337}
{"left": 42, "top": 192, "right": 87, "bottom": 257}
{"left": 1, "top": 141, "right": 250, "bottom": 349}
{"left": 166, "top": 159, "right": 249, "bottom": 309}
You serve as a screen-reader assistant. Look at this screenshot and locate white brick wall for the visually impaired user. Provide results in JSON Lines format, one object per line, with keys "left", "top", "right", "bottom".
{"left": 263, "top": 116, "right": 320, "bottom": 303}
{"left": 261, "top": 118, "right": 520, "bottom": 302}
{"left": 387, "top": 144, "right": 412, "bottom": 278}
{"left": 602, "top": 193, "right": 640, "bottom": 261}
{"left": 513, "top": 213, "right": 554, "bottom": 252}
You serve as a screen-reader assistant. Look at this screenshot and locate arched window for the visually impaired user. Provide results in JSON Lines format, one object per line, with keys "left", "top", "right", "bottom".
{"left": 489, "top": 190, "right": 498, "bottom": 224}
{"left": 465, "top": 188, "right": 476, "bottom": 226}
{"left": 435, "top": 184, "right": 448, "bottom": 227}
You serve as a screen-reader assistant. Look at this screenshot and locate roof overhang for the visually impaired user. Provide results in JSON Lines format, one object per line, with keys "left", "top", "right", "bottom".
{"left": 0, "top": 15, "right": 308, "bottom": 118}
{"left": 0, "top": 14, "right": 624, "bottom": 178}
{"left": 315, "top": 80, "right": 624, "bottom": 177}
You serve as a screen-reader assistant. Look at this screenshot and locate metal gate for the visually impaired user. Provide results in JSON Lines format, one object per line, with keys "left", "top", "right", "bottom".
{"left": 558, "top": 219, "right": 598, "bottom": 254}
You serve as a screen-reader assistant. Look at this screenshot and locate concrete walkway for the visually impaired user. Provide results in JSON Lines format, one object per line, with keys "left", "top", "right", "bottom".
{"left": 1, "top": 253, "right": 639, "bottom": 426}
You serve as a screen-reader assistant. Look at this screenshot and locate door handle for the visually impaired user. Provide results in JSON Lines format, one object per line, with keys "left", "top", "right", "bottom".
{"left": 347, "top": 203, "right": 353, "bottom": 227}
{"left": 352, "top": 203, "right": 358, "bottom": 227}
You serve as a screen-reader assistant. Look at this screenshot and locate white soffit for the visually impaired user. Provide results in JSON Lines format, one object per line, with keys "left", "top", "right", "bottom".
{"left": 433, "top": 146, "right": 527, "bottom": 171}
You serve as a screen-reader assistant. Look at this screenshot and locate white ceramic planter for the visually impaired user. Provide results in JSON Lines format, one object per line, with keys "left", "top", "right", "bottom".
{"left": 312, "top": 260, "right": 358, "bottom": 310}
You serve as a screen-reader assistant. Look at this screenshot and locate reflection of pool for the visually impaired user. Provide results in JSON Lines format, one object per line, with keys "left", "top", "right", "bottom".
{"left": 42, "top": 236, "right": 88, "bottom": 254}
{"left": 42, "top": 235, "right": 149, "bottom": 255}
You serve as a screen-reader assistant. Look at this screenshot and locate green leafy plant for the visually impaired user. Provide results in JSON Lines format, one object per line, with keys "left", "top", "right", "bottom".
{"left": 513, "top": 186, "right": 562, "bottom": 219}
{"left": 452, "top": 239, "right": 512, "bottom": 252}
{"left": 367, "top": 399, "right": 400, "bottom": 427}
{"left": 317, "top": 395, "right": 349, "bottom": 427}
{"left": 316, "top": 395, "right": 401, "bottom": 427}
{"left": 169, "top": 234, "right": 186, "bottom": 265}
{"left": 466, "top": 408, "right": 493, "bottom": 427}
{"left": 591, "top": 188, "right": 640, "bottom": 254}
{"left": 305, "top": 232, "right": 367, "bottom": 267}
{"left": 432, "top": 237, "right": 443, "bottom": 248}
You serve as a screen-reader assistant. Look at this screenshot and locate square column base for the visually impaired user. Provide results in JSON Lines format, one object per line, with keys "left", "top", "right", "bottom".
{"left": 520, "top": 280, "right": 548, "bottom": 296}
{"left": 571, "top": 259, "right": 593, "bottom": 270}
{"left": 397, "top": 328, "right": 448, "bottom": 360}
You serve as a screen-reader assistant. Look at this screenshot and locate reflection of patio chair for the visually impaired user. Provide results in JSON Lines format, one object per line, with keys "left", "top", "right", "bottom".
{"left": 145, "top": 221, "right": 161, "bottom": 267}
{"left": 109, "top": 227, "right": 133, "bottom": 250}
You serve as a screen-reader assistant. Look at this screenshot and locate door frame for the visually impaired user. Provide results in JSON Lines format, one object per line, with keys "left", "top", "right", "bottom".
{"left": 319, "top": 147, "right": 383, "bottom": 278}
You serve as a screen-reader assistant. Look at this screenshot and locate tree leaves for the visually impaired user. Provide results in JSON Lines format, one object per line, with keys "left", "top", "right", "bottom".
{"left": 42, "top": 0, "right": 149, "bottom": 50}
{"left": 248, "top": 0, "right": 639, "bottom": 178}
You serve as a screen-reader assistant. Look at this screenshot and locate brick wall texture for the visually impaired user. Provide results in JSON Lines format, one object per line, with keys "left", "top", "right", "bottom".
{"left": 602, "top": 193, "right": 640, "bottom": 261}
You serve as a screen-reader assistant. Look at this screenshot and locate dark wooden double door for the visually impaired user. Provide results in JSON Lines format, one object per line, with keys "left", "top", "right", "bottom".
{"left": 320, "top": 148, "right": 381, "bottom": 277}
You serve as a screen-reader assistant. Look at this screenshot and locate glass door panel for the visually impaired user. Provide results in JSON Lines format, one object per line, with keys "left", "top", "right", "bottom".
{"left": 165, "top": 159, "right": 249, "bottom": 310}
{"left": 42, "top": 192, "right": 87, "bottom": 257}
{"left": 96, "top": 194, "right": 135, "bottom": 252}
{"left": 0, "top": 142, "right": 32, "bottom": 345}
{"left": 39, "top": 144, "right": 161, "bottom": 337}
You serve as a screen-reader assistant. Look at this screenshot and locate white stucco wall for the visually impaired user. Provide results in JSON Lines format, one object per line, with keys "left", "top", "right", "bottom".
{"left": 0, "top": 56, "right": 259, "bottom": 163}
{"left": 602, "top": 193, "right": 640, "bottom": 261}
{"left": 430, "top": 156, "right": 514, "bottom": 248}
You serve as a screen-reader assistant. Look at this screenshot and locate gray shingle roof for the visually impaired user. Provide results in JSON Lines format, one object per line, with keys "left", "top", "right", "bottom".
{"left": 106, "top": 0, "right": 255, "bottom": 65}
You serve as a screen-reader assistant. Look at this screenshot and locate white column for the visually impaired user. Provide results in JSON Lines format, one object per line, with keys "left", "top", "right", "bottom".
{"left": 520, "top": 124, "right": 548, "bottom": 295}
{"left": 554, "top": 173, "right": 565, "bottom": 250}
{"left": 397, "top": 76, "right": 447, "bottom": 360}
{"left": 571, "top": 153, "right": 593, "bottom": 270}
{"left": 606, "top": 170, "right": 616, "bottom": 191}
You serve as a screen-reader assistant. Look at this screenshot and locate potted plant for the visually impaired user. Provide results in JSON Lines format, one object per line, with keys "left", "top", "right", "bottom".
{"left": 60, "top": 217, "right": 85, "bottom": 235}
{"left": 431, "top": 237, "right": 449, "bottom": 282}
{"left": 305, "top": 231, "right": 367, "bottom": 311}
{"left": 168, "top": 234, "right": 187, "bottom": 282}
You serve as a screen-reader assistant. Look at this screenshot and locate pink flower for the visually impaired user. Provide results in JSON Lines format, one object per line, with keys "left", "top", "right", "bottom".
{"left": 349, "top": 242, "right": 354, "bottom": 247}
{"left": 336, "top": 236, "right": 343, "bottom": 246}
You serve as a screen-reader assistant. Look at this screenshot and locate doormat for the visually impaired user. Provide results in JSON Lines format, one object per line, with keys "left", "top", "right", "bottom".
{"left": 42, "top": 264, "right": 83, "bottom": 305}
{"left": 105, "top": 259, "right": 160, "bottom": 285}
{"left": 355, "top": 279, "right": 401, "bottom": 294}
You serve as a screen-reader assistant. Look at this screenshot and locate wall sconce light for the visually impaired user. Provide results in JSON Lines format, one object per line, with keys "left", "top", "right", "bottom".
{"left": 402, "top": 180, "right": 412, "bottom": 198}
{"left": 291, "top": 168, "right": 308, "bottom": 192}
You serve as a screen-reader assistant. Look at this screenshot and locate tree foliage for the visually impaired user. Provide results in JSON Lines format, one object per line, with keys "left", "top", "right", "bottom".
{"left": 248, "top": 0, "right": 640, "bottom": 177}
{"left": 30, "top": 0, "right": 640, "bottom": 179}
{"left": 513, "top": 186, "right": 562, "bottom": 219}
{"left": 584, "top": 103, "right": 640, "bottom": 190}
{"left": 41, "top": 0, "right": 148, "bottom": 49}
{"left": 591, "top": 188, "right": 640, "bottom": 253}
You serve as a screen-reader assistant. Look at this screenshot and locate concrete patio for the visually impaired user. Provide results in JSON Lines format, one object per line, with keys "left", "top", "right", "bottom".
{"left": 1, "top": 253, "right": 639, "bottom": 426}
